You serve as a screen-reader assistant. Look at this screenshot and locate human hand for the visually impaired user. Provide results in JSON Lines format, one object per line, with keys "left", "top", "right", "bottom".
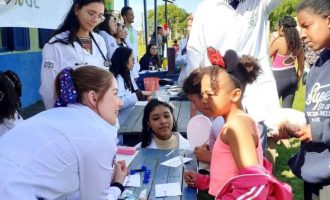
{"left": 194, "top": 145, "right": 211, "bottom": 163}
{"left": 184, "top": 171, "right": 198, "bottom": 188}
{"left": 273, "top": 126, "right": 295, "bottom": 141}
{"left": 142, "top": 91, "right": 152, "bottom": 97}
{"left": 295, "top": 124, "right": 312, "bottom": 142}
{"left": 113, "top": 160, "right": 128, "bottom": 184}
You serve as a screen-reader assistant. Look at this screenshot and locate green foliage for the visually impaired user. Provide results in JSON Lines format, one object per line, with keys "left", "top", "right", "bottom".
{"left": 147, "top": 4, "right": 189, "bottom": 37}
{"left": 269, "top": 0, "right": 301, "bottom": 31}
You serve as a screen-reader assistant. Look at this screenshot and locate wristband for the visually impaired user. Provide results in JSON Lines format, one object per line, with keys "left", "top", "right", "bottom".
{"left": 111, "top": 182, "right": 125, "bottom": 193}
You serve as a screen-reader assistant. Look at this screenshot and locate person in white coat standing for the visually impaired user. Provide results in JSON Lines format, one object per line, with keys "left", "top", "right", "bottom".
{"left": 121, "top": 6, "right": 140, "bottom": 79}
{"left": 97, "top": 12, "right": 119, "bottom": 60}
{"left": 183, "top": 0, "right": 282, "bottom": 153}
{"left": 0, "top": 66, "right": 127, "bottom": 200}
{"left": 40, "top": 0, "right": 110, "bottom": 109}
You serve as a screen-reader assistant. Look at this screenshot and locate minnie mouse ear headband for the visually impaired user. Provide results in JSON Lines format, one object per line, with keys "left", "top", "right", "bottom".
{"left": 54, "top": 67, "right": 78, "bottom": 107}
{"left": 207, "top": 47, "right": 239, "bottom": 72}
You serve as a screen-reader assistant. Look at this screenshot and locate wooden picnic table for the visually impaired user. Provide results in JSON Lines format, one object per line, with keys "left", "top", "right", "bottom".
{"left": 118, "top": 101, "right": 191, "bottom": 137}
{"left": 123, "top": 148, "right": 197, "bottom": 200}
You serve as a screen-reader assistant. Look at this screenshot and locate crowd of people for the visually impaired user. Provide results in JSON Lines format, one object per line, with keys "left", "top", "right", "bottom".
{"left": 0, "top": 0, "right": 329, "bottom": 199}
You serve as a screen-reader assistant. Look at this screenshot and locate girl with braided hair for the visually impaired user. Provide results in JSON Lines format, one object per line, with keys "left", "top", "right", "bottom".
{"left": 0, "top": 70, "right": 23, "bottom": 136}
{"left": 270, "top": 16, "right": 305, "bottom": 108}
{"left": 184, "top": 48, "right": 292, "bottom": 199}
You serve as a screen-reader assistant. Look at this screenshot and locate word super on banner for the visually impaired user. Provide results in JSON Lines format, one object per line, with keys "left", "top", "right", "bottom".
{"left": 0, "top": 0, "right": 73, "bottom": 29}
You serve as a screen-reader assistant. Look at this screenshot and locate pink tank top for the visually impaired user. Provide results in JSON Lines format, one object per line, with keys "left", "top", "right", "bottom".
{"left": 208, "top": 115, "right": 264, "bottom": 196}
{"left": 272, "top": 53, "right": 296, "bottom": 70}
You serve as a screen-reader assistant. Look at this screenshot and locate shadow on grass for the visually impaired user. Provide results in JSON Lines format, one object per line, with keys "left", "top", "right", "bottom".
{"left": 276, "top": 139, "right": 303, "bottom": 200}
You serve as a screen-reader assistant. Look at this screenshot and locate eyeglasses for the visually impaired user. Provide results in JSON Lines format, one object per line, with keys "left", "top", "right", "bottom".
{"left": 85, "top": 9, "right": 105, "bottom": 22}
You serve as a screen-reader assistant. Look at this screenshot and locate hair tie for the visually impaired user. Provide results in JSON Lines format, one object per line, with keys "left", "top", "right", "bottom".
{"left": 207, "top": 47, "right": 226, "bottom": 68}
{"left": 54, "top": 68, "right": 77, "bottom": 107}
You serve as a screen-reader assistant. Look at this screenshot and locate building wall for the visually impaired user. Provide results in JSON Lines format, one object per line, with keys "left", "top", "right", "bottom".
{"left": 0, "top": 28, "right": 42, "bottom": 108}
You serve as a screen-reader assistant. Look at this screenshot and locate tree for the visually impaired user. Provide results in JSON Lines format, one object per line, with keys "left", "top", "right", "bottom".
{"left": 269, "top": 0, "right": 301, "bottom": 31}
{"left": 147, "top": 4, "right": 189, "bottom": 40}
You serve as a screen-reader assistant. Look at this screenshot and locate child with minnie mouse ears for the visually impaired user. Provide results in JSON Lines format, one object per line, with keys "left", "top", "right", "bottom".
{"left": 183, "top": 47, "right": 292, "bottom": 199}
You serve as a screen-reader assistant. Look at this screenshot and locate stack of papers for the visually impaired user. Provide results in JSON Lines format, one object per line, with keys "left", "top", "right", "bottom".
{"left": 160, "top": 156, "right": 192, "bottom": 168}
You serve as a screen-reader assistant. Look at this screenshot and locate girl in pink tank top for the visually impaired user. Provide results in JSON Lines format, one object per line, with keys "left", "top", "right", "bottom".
{"left": 184, "top": 48, "right": 269, "bottom": 197}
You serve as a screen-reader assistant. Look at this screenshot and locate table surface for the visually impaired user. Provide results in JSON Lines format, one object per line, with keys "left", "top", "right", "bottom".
{"left": 118, "top": 101, "right": 191, "bottom": 136}
{"left": 123, "top": 148, "right": 197, "bottom": 200}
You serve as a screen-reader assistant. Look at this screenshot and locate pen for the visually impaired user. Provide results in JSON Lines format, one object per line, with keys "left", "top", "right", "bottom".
{"left": 165, "top": 149, "right": 175, "bottom": 157}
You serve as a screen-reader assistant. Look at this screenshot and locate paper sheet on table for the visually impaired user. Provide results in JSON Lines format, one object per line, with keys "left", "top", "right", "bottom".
{"left": 160, "top": 156, "right": 192, "bottom": 167}
{"left": 155, "top": 182, "right": 182, "bottom": 197}
{"left": 116, "top": 151, "right": 139, "bottom": 167}
{"left": 135, "top": 101, "right": 148, "bottom": 106}
{"left": 123, "top": 174, "right": 141, "bottom": 187}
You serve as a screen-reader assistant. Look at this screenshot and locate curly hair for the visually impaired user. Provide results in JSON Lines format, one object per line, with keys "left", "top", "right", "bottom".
{"left": 278, "top": 16, "right": 301, "bottom": 54}
{"left": 207, "top": 53, "right": 261, "bottom": 95}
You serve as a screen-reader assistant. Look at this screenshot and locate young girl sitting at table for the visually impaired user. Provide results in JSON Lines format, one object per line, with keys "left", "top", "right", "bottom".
{"left": 136, "top": 99, "right": 189, "bottom": 149}
{"left": 184, "top": 48, "right": 292, "bottom": 199}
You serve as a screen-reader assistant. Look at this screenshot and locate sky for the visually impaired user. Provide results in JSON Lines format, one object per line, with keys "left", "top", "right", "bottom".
{"left": 114, "top": 0, "right": 200, "bottom": 30}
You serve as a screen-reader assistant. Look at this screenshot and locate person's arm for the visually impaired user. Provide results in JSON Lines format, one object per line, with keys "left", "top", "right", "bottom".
{"left": 39, "top": 43, "right": 60, "bottom": 109}
{"left": 79, "top": 134, "right": 125, "bottom": 200}
{"left": 269, "top": 37, "right": 279, "bottom": 60}
{"left": 223, "top": 116, "right": 260, "bottom": 169}
{"left": 297, "top": 121, "right": 330, "bottom": 146}
{"left": 139, "top": 55, "right": 148, "bottom": 71}
{"left": 186, "top": 3, "right": 207, "bottom": 76}
{"left": 117, "top": 76, "right": 138, "bottom": 109}
{"left": 296, "top": 47, "right": 305, "bottom": 84}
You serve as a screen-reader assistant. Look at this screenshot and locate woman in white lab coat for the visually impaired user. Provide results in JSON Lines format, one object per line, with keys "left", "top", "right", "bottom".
{"left": 97, "top": 12, "right": 119, "bottom": 60}
{"left": 40, "top": 0, "right": 110, "bottom": 109}
{"left": 110, "top": 47, "right": 152, "bottom": 124}
{"left": 0, "top": 66, "right": 127, "bottom": 200}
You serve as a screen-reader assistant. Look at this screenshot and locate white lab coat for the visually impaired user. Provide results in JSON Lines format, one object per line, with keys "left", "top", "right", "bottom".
{"left": 116, "top": 74, "right": 139, "bottom": 124}
{"left": 185, "top": 0, "right": 281, "bottom": 122}
{"left": 98, "top": 30, "right": 118, "bottom": 60}
{"left": 125, "top": 25, "right": 140, "bottom": 78}
{"left": 0, "top": 104, "right": 121, "bottom": 200}
{"left": 176, "top": 37, "right": 189, "bottom": 86}
{"left": 39, "top": 31, "right": 108, "bottom": 109}
{"left": 136, "top": 132, "right": 190, "bottom": 150}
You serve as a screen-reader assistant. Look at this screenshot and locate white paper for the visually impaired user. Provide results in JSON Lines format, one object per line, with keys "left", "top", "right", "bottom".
{"left": 116, "top": 151, "right": 139, "bottom": 167}
{"left": 123, "top": 174, "right": 141, "bottom": 187}
{"left": 155, "top": 182, "right": 182, "bottom": 197}
{"left": 135, "top": 101, "right": 149, "bottom": 106}
{"left": 160, "top": 156, "right": 192, "bottom": 168}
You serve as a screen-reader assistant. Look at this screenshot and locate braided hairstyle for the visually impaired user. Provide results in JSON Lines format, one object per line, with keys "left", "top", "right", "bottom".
{"left": 0, "top": 70, "right": 22, "bottom": 123}
{"left": 278, "top": 16, "right": 301, "bottom": 54}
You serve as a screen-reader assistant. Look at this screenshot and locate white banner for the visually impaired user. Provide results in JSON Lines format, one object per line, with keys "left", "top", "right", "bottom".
{"left": 0, "top": 0, "right": 73, "bottom": 29}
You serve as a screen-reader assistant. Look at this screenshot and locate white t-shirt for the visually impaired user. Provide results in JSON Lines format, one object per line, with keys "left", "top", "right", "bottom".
{"left": 99, "top": 30, "right": 119, "bottom": 60}
{"left": 125, "top": 25, "right": 141, "bottom": 78}
{"left": 0, "top": 104, "right": 121, "bottom": 200}
{"left": 185, "top": 0, "right": 281, "bottom": 122}
{"left": 39, "top": 31, "right": 108, "bottom": 109}
{"left": 0, "top": 112, "right": 23, "bottom": 137}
